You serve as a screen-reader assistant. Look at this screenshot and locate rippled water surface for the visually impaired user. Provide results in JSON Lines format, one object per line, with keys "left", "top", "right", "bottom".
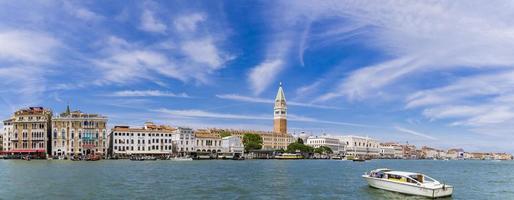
{"left": 0, "top": 159, "right": 513, "bottom": 199}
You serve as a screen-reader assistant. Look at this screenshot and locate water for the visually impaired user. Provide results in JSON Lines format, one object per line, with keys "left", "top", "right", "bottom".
{"left": 0, "top": 159, "right": 513, "bottom": 199}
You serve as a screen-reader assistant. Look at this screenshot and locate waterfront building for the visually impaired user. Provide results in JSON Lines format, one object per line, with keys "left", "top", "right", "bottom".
{"left": 209, "top": 128, "right": 294, "bottom": 150}
{"left": 51, "top": 106, "right": 107, "bottom": 158}
{"left": 195, "top": 129, "right": 222, "bottom": 154}
{"left": 337, "top": 135, "right": 380, "bottom": 158}
{"left": 379, "top": 142, "right": 403, "bottom": 158}
{"left": 0, "top": 133, "right": 2, "bottom": 151}
{"left": 493, "top": 153, "right": 513, "bottom": 160}
{"left": 421, "top": 146, "right": 439, "bottom": 159}
{"left": 109, "top": 122, "right": 175, "bottom": 158}
{"left": 2, "top": 119, "right": 13, "bottom": 152}
{"left": 171, "top": 127, "right": 196, "bottom": 155}
{"left": 447, "top": 148, "right": 464, "bottom": 160}
{"left": 2, "top": 107, "right": 52, "bottom": 158}
{"left": 379, "top": 146, "right": 396, "bottom": 158}
{"left": 437, "top": 149, "right": 448, "bottom": 159}
{"left": 305, "top": 135, "right": 345, "bottom": 155}
{"left": 400, "top": 144, "right": 417, "bottom": 159}
{"left": 220, "top": 136, "right": 244, "bottom": 158}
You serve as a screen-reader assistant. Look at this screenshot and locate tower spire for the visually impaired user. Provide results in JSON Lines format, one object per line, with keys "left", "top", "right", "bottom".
{"left": 65, "top": 103, "right": 71, "bottom": 116}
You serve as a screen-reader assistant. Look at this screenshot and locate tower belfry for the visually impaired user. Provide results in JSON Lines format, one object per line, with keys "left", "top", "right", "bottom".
{"left": 273, "top": 82, "right": 287, "bottom": 134}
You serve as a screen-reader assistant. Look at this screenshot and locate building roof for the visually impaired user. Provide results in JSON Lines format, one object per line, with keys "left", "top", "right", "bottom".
{"left": 112, "top": 123, "right": 175, "bottom": 132}
{"left": 275, "top": 82, "right": 286, "bottom": 103}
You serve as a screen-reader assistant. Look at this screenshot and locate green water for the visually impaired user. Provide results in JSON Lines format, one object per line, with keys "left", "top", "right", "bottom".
{"left": 0, "top": 159, "right": 512, "bottom": 199}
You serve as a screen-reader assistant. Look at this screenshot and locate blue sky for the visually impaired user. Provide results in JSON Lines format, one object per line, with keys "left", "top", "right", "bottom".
{"left": 1, "top": 1, "right": 514, "bottom": 153}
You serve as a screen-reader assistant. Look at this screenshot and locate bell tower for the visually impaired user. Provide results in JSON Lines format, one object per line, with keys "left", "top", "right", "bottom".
{"left": 273, "top": 82, "right": 287, "bottom": 134}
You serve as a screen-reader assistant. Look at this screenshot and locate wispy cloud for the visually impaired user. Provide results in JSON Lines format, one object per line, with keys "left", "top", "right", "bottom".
{"left": 395, "top": 126, "right": 437, "bottom": 140}
{"left": 0, "top": 30, "right": 60, "bottom": 63}
{"left": 62, "top": 2, "right": 102, "bottom": 22}
{"left": 154, "top": 108, "right": 270, "bottom": 121}
{"left": 109, "top": 90, "right": 190, "bottom": 98}
{"left": 216, "top": 94, "right": 341, "bottom": 109}
{"left": 140, "top": 8, "right": 166, "bottom": 33}
{"left": 174, "top": 13, "right": 205, "bottom": 32}
{"left": 154, "top": 108, "right": 369, "bottom": 128}
{"left": 248, "top": 59, "right": 284, "bottom": 95}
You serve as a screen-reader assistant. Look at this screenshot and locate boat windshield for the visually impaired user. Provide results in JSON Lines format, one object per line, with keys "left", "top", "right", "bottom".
{"left": 422, "top": 175, "right": 437, "bottom": 183}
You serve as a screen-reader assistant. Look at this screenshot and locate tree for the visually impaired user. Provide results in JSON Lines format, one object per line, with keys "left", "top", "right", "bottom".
{"left": 219, "top": 131, "right": 231, "bottom": 138}
{"left": 297, "top": 138, "right": 304, "bottom": 144}
{"left": 287, "top": 142, "right": 314, "bottom": 153}
{"left": 315, "top": 146, "right": 333, "bottom": 155}
{"left": 243, "top": 133, "right": 263, "bottom": 152}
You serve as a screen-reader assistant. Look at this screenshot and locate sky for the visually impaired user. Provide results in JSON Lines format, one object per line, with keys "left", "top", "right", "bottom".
{"left": 1, "top": 1, "right": 514, "bottom": 153}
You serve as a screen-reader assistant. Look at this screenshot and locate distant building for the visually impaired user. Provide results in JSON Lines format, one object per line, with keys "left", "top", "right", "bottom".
{"left": 305, "top": 135, "right": 345, "bottom": 155}
{"left": 171, "top": 127, "right": 196, "bottom": 156}
{"left": 400, "top": 144, "right": 417, "bottom": 159}
{"left": 221, "top": 136, "right": 244, "bottom": 158}
{"left": 447, "top": 148, "right": 464, "bottom": 160}
{"left": 337, "top": 135, "right": 380, "bottom": 158}
{"left": 109, "top": 122, "right": 175, "bottom": 158}
{"left": 195, "top": 129, "right": 222, "bottom": 155}
{"left": 2, "top": 119, "right": 13, "bottom": 152}
{"left": 3, "top": 107, "right": 52, "bottom": 158}
{"left": 421, "top": 146, "right": 439, "bottom": 159}
{"left": 380, "top": 142, "right": 403, "bottom": 158}
{"left": 51, "top": 105, "right": 108, "bottom": 158}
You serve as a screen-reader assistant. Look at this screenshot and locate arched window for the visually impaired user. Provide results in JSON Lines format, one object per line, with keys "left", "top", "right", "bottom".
{"left": 53, "top": 130, "right": 57, "bottom": 139}
{"left": 62, "top": 129, "right": 66, "bottom": 139}
{"left": 71, "top": 130, "right": 74, "bottom": 139}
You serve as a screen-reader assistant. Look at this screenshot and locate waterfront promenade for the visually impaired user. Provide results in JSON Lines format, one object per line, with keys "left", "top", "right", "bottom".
{"left": 0, "top": 159, "right": 512, "bottom": 200}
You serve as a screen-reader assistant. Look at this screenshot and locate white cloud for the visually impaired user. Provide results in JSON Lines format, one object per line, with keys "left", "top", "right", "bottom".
{"left": 216, "top": 94, "right": 341, "bottom": 109}
{"left": 109, "top": 90, "right": 190, "bottom": 98}
{"left": 154, "top": 108, "right": 370, "bottom": 128}
{"left": 154, "top": 108, "right": 270, "bottom": 121}
{"left": 93, "top": 33, "right": 232, "bottom": 85}
{"left": 62, "top": 2, "right": 102, "bottom": 21}
{"left": 0, "top": 30, "right": 60, "bottom": 63}
{"left": 140, "top": 9, "right": 166, "bottom": 33}
{"left": 174, "top": 13, "right": 205, "bottom": 32}
{"left": 248, "top": 59, "right": 284, "bottom": 95}
{"left": 181, "top": 38, "right": 227, "bottom": 69}
{"left": 276, "top": 1, "right": 514, "bottom": 101}
{"left": 395, "top": 126, "right": 437, "bottom": 140}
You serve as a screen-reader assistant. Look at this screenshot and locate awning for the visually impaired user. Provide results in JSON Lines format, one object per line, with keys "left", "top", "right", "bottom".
{"left": 5, "top": 149, "right": 46, "bottom": 153}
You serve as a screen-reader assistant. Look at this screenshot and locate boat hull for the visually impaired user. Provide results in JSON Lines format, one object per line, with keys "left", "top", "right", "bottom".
{"left": 363, "top": 176, "right": 453, "bottom": 198}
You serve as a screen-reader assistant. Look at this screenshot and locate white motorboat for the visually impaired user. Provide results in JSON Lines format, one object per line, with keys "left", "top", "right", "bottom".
{"left": 362, "top": 168, "right": 453, "bottom": 198}
{"left": 170, "top": 156, "right": 193, "bottom": 161}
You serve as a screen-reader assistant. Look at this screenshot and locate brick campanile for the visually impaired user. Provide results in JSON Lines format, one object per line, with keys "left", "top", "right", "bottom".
{"left": 273, "top": 82, "right": 287, "bottom": 134}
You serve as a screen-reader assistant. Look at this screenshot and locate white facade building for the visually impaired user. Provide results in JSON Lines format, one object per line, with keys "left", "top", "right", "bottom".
{"left": 2, "top": 119, "right": 13, "bottom": 152}
{"left": 195, "top": 132, "right": 222, "bottom": 154}
{"left": 306, "top": 136, "right": 345, "bottom": 155}
{"left": 336, "top": 135, "right": 380, "bottom": 158}
{"left": 109, "top": 122, "right": 174, "bottom": 157}
{"left": 171, "top": 127, "right": 195, "bottom": 155}
{"left": 221, "top": 136, "right": 244, "bottom": 156}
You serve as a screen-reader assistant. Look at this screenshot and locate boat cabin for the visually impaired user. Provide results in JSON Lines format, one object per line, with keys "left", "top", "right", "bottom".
{"left": 368, "top": 169, "right": 438, "bottom": 185}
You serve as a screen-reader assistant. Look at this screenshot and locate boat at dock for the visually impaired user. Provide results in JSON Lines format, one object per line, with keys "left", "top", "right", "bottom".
{"left": 275, "top": 153, "right": 303, "bottom": 159}
{"left": 130, "top": 156, "right": 157, "bottom": 161}
{"left": 169, "top": 156, "right": 193, "bottom": 161}
{"left": 362, "top": 168, "right": 453, "bottom": 198}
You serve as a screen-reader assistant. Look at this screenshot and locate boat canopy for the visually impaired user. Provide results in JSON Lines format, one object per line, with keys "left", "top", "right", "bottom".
{"left": 385, "top": 171, "right": 420, "bottom": 177}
